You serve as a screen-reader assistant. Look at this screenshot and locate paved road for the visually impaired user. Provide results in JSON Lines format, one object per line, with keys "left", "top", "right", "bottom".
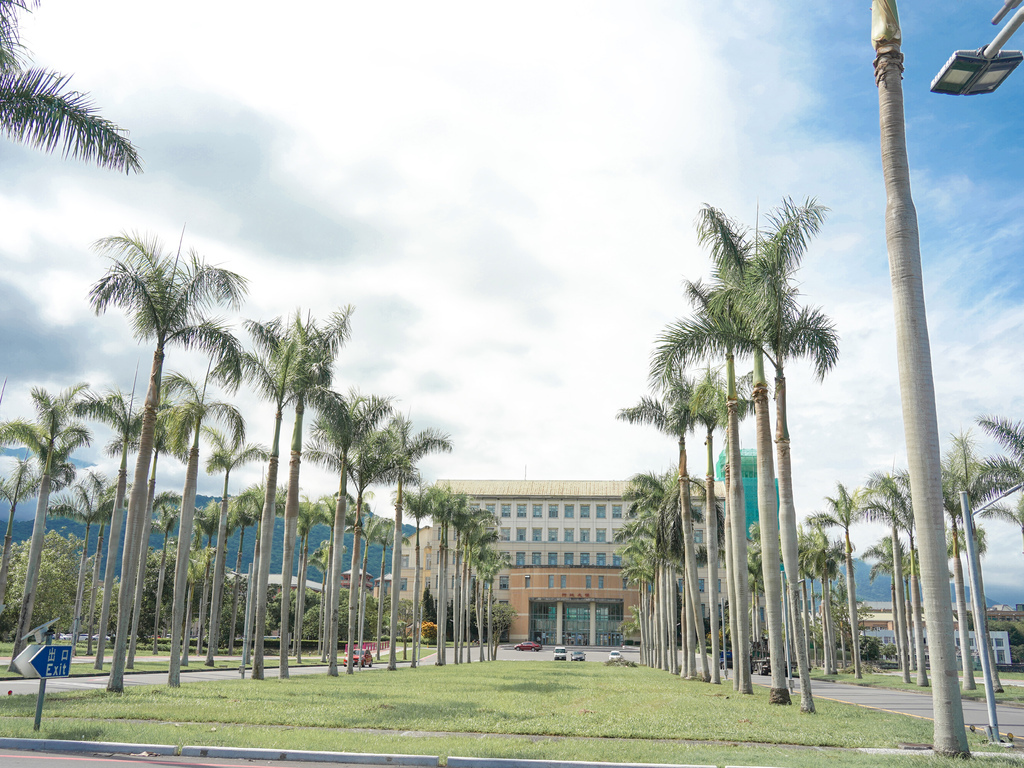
{"left": 751, "top": 673, "right": 1024, "bottom": 739}
{"left": 0, "top": 751, "right": 380, "bottom": 768}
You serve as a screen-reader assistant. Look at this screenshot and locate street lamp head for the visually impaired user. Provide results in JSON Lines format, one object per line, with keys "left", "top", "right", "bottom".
{"left": 931, "top": 49, "right": 1023, "bottom": 94}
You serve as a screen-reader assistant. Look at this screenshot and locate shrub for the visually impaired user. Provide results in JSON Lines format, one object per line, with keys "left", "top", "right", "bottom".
{"left": 421, "top": 621, "right": 437, "bottom": 644}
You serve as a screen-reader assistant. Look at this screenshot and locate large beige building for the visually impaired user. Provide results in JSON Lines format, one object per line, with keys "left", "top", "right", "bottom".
{"left": 392, "top": 479, "right": 725, "bottom": 646}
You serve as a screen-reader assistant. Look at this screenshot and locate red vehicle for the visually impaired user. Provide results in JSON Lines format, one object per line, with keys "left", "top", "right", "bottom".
{"left": 515, "top": 641, "right": 542, "bottom": 651}
{"left": 340, "top": 649, "right": 373, "bottom": 667}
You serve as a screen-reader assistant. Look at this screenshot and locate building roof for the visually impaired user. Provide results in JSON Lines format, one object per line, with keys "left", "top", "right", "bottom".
{"left": 437, "top": 480, "right": 631, "bottom": 498}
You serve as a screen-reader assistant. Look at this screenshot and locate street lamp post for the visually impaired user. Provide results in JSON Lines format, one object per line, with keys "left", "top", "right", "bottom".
{"left": 932, "top": 1, "right": 1024, "bottom": 94}
{"left": 958, "top": 482, "right": 1023, "bottom": 744}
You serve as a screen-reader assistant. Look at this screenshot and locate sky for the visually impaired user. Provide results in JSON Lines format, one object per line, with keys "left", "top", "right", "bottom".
{"left": 2, "top": 1, "right": 1023, "bottom": 602}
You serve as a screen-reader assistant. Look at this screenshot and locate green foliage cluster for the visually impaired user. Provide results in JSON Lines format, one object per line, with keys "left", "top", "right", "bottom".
{"left": 1, "top": 530, "right": 86, "bottom": 640}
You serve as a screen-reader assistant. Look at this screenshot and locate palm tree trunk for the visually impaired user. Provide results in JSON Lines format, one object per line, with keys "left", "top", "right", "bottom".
{"left": 9, "top": 471, "right": 53, "bottom": 670}
{"left": 822, "top": 578, "right": 836, "bottom": 674}
{"left": 949, "top": 526, "right": 975, "bottom": 690}
{"left": 388, "top": 481, "right": 405, "bottom": 670}
{"left": 346, "top": 499, "right": 365, "bottom": 674}
{"left": 181, "top": 580, "right": 194, "bottom": 667}
{"left": 168, "top": 442, "right": 201, "bottom": 687}
{"left": 452, "top": 546, "right": 462, "bottom": 664}
{"left": 411, "top": 537, "right": 422, "bottom": 669}
{"left": 752, "top": 364, "right": 788, "bottom": 703}
{"left": 279, "top": 406, "right": 305, "bottom": 680}
{"left": 874, "top": 20, "right": 967, "bottom": 753}
{"left": 726, "top": 356, "right": 753, "bottom": 694}
{"left": 774, "top": 373, "right": 814, "bottom": 710}
{"left": 128, "top": 468, "right": 157, "bottom": 668}
{"left": 86, "top": 524, "right": 105, "bottom": 657}
{"left": 705, "top": 437, "right": 721, "bottom": 685}
{"left": 71, "top": 523, "right": 92, "bottom": 658}
{"left": 94, "top": 451, "right": 128, "bottom": 670}
{"left": 0, "top": 500, "right": 20, "bottom": 626}
{"left": 801, "top": 579, "right": 812, "bottom": 674}
{"left": 908, "top": 547, "right": 928, "bottom": 686}
{"left": 295, "top": 538, "right": 308, "bottom": 662}
{"left": 679, "top": 441, "right": 704, "bottom": 681}
{"left": 843, "top": 534, "right": 861, "bottom": 679}
{"left": 891, "top": 527, "right": 910, "bottom": 682}
{"left": 356, "top": 546, "right": 369, "bottom": 661}
{"left": 153, "top": 533, "right": 170, "bottom": 655}
{"left": 205, "top": 472, "right": 232, "bottom": 666}
{"left": 723, "top": 470, "right": 739, "bottom": 690}
{"left": 196, "top": 558, "right": 211, "bottom": 657}
{"left": 376, "top": 548, "right": 387, "bottom": 661}
{"left": 487, "top": 582, "right": 494, "bottom": 660}
{"left": 253, "top": 408, "right": 283, "bottom": 680}
{"left": 228, "top": 528, "right": 246, "bottom": 654}
{"left": 327, "top": 468, "right": 349, "bottom": 676}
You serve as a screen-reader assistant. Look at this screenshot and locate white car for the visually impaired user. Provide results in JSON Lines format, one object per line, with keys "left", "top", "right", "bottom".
{"left": 553, "top": 646, "right": 567, "bottom": 660}
{"left": 608, "top": 650, "right": 622, "bottom": 661}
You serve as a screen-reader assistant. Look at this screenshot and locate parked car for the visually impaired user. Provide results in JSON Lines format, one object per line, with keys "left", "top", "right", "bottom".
{"left": 515, "top": 641, "right": 542, "bottom": 651}
{"left": 553, "top": 646, "right": 567, "bottom": 660}
{"left": 608, "top": 650, "right": 622, "bottom": 661}
{"left": 570, "top": 650, "right": 586, "bottom": 661}
{"left": 340, "top": 650, "right": 373, "bottom": 668}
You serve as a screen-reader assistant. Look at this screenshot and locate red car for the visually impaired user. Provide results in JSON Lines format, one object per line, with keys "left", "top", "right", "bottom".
{"left": 515, "top": 641, "right": 542, "bottom": 651}
{"left": 340, "top": 650, "right": 373, "bottom": 667}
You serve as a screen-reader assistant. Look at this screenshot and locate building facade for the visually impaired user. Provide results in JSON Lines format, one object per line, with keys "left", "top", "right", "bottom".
{"left": 391, "top": 479, "right": 726, "bottom": 646}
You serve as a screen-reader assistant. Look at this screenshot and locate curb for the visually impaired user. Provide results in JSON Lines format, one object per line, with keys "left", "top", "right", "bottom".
{"left": 180, "top": 745, "right": 439, "bottom": 764}
{"left": 0, "top": 737, "right": 177, "bottom": 755}
{"left": 447, "top": 759, "right": 715, "bottom": 768}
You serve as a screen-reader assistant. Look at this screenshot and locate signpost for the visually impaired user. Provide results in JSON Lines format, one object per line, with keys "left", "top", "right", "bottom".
{"left": 13, "top": 618, "right": 71, "bottom": 731}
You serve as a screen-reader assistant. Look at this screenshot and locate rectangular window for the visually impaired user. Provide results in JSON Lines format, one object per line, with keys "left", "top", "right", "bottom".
{"left": 426, "top": 555, "right": 432, "bottom": 569}
{"left": 598, "top": 576, "right": 604, "bottom": 589}
{"left": 532, "top": 527, "right": 542, "bottom": 542}
{"left": 694, "top": 529, "right": 704, "bottom": 544}
{"left": 560, "top": 575, "right": 567, "bottom": 589}
{"left": 995, "top": 638, "right": 1005, "bottom": 647}
{"left": 698, "top": 578, "right": 705, "bottom": 592}
{"left": 564, "top": 529, "right": 574, "bottom": 543}
{"left": 564, "top": 552, "right": 574, "bottom": 566}
{"left": 532, "top": 551, "right": 541, "bottom": 565}
{"left": 530, "top": 504, "right": 540, "bottom": 518}
{"left": 516, "top": 551, "right": 526, "bottom": 566}
{"left": 402, "top": 555, "right": 409, "bottom": 568}
{"left": 580, "top": 529, "right": 590, "bottom": 542}
{"left": 718, "top": 579, "right": 722, "bottom": 592}
{"left": 516, "top": 528, "right": 526, "bottom": 541}
{"left": 500, "top": 527, "right": 510, "bottom": 542}
{"left": 612, "top": 504, "right": 623, "bottom": 519}
{"left": 400, "top": 578, "right": 407, "bottom": 590}
{"left": 596, "top": 504, "right": 606, "bottom": 519}
{"left": 596, "top": 552, "right": 606, "bottom": 566}
{"left": 486, "top": 503, "right": 496, "bottom": 515}
{"left": 596, "top": 529, "right": 606, "bottom": 543}
{"left": 622, "top": 578, "right": 628, "bottom": 589}
{"left": 564, "top": 504, "right": 574, "bottom": 518}
{"left": 586, "top": 575, "right": 592, "bottom": 588}
{"left": 613, "top": 554, "right": 622, "bottom": 566}
{"left": 580, "top": 552, "right": 590, "bottom": 565}
{"left": 518, "top": 504, "right": 528, "bottom": 518}
{"left": 548, "top": 528, "right": 558, "bottom": 542}
{"left": 580, "top": 504, "right": 591, "bottom": 518}
{"left": 547, "top": 504, "right": 557, "bottom": 518}
{"left": 501, "top": 504, "right": 512, "bottom": 518}
{"left": 499, "top": 575, "right": 509, "bottom": 590}
{"left": 471, "top": 503, "right": 479, "bottom": 510}
{"left": 548, "top": 575, "right": 555, "bottom": 588}
{"left": 525, "top": 575, "right": 530, "bottom": 588}
{"left": 548, "top": 552, "right": 558, "bottom": 566}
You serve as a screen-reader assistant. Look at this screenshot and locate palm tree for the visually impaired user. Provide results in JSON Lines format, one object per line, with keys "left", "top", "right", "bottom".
{"left": 192, "top": 501, "right": 220, "bottom": 657}
{"left": 863, "top": 470, "right": 912, "bottom": 683}
{"left": 202, "top": 427, "right": 266, "bottom": 666}
{"left": 226, "top": 484, "right": 261, "bottom": 654}
{"left": 385, "top": 413, "right": 452, "bottom": 670}
{"left": 277, "top": 308, "right": 353, "bottom": 678}
{"left": 150, "top": 491, "right": 180, "bottom": 653}
{"left": 306, "top": 389, "right": 394, "bottom": 675}
{"left": 745, "top": 197, "right": 836, "bottom": 711}
{"left": 89, "top": 231, "right": 247, "bottom": 692}
{"left": 0, "top": 456, "right": 40, "bottom": 617}
{"left": 403, "top": 485, "right": 431, "bottom": 668}
{"left": 618, "top": 371, "right": 707, "bottom": 681}
{"left": 0, "top": 383, "right": 91, "bottom": 666}
{"left": 808, "top": 483, "right": 865, "bottom": 679}
{"left": 163, "top": 371, "right": 243, "bottom": 686}
{"left": 430, "top": 485, "right": 470, "bottom": 667}
{"left": 872, "top": 1, "right": 968, "bottom": 755}
{"left": 977, "top": 415, "right": 1024, "bottom": 553}
{"left": 0, "top": 0, "right": 141, "bottom": 171}
{"left": 79, "top": 386, "right": 143, "bottom": 671}
{"left": 49, "top": 470, "right": 107, "bottom": 656}
{"left": 86, "top": 482, "right": 117, "bottom": 656}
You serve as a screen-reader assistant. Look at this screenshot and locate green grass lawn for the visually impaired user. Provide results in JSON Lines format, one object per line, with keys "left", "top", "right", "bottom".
{"left": 812, "top": 672, "right": 1024, "bottom": 706}
{"left": 0, "top": 661, "right": 1019, "bottom": 767}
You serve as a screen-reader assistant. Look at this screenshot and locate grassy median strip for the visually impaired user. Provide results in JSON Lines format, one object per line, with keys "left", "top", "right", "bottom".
{"left": 812, "top": 672, "right": 1024, "bottom": 706}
